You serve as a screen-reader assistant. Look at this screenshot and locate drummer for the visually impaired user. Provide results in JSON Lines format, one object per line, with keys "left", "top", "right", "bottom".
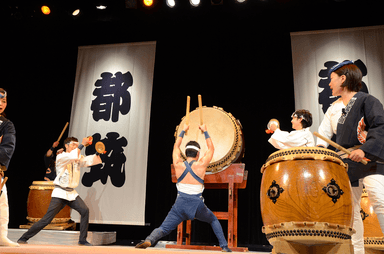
{"left": 18, "top": 136, "right": 102, "bottom": 246}
{"left": 135, "top": 123, "right": 232, "bottom": 252}
{"left": 316, "top": 60, "right": 384, "bottom": 254}
{"left": 267, "top": 109, "right": 315, "bottom": 149}
{"left": 0, "top": 88, "right": 19, "bottom": 247}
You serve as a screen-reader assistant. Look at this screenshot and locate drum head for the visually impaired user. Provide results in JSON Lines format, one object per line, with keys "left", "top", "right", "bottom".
{"left": 175, "top": 106, "right": 243, "bottom": 173}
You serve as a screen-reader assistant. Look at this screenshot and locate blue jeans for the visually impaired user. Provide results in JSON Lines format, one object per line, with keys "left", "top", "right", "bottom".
{"left": 146, "top": 192, "right": 228, "bottom": 248}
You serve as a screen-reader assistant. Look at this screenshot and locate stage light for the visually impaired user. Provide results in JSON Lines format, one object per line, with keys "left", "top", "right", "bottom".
{"left": 190, "top": 0, "right": 200, "bottom": 7}
{"left": 167, "top": 0, "right": 176, "bottom": 7}
{"left": 143, "top": 0, "right": 154, "bottom": 7}
{"left": 72, "top": 9, "right": 80, "bottom": 16}
{"left": 96, "top": 5, "right": 107, "bottom": 10}
{"left": 236, "top": 0, "right": 247, "bottom": 2}
{"left": 41, "top": 5, "right": 51, "bottom": 15}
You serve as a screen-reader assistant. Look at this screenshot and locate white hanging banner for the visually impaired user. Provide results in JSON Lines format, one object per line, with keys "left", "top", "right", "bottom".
{"left": 69, "top": 41, "right": 156, "bottom": 225}
{"left": 290, "top": 25, "right": 384, "bottom": 133}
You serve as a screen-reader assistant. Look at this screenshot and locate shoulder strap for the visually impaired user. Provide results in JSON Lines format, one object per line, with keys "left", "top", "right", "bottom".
{"left": 177, "top": 161, "right": 204, "bottom": 184}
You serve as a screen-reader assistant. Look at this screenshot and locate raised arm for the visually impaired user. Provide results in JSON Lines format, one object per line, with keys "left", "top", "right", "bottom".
{"left": 198, "top": 124, "right": 214, "bottom": 167}
{"left": 173, "top": 124, "right": 189, "bottom": 165}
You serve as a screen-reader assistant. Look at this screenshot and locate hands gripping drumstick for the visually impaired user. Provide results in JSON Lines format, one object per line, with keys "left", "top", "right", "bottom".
{"left": 313, "top": 132, "right": 368, "bottom": 165}
{"left": 57, "top": 122, "right": 69, "bottom": 142}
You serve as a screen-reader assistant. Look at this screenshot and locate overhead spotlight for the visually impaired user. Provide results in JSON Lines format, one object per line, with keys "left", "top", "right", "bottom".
{"left": 143, "top": 0, "right": 154, "bottom": 7}
{"left": 211, "top": 0, "right": 223, "bottom": 5}
{"left": 72, "top": 9, "right": 80, "bottom": 16}
{"left": 236, "top": 0, "right": 247, "bottom": 2}
{"left": 96, "top": 5, "right": 107, "bottom": 10}
{"left": 41, "top": 5, "right": 51, "bottom": 15}
{"left": 166, "top": 0, "right": 176, "bottom": 8}
{"left": 190, "top": 0, "right": 200, "bottom": 7}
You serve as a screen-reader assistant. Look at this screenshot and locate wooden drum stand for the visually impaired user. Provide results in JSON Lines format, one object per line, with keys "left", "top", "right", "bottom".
{"left": 166, "top": 163, "right": 248, "bottom": 252}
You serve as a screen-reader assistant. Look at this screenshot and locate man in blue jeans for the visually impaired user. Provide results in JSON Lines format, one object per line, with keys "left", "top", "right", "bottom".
{"left": 136, "top": 123, "right": 231, "bottom": 252}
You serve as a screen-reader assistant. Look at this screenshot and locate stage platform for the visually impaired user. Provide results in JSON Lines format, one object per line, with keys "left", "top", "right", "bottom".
{"left": 3, "top": 229, "right": 267, "bottom": 253}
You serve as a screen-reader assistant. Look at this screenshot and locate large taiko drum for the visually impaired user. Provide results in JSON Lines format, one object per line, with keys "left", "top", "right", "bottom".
{"left": 175, "top": 106, "right": 244, "bottom": 174}
{"left": 260, "top": 147, "right": 354, "bottom": 245}
{"left": 361, "top": 188, "right": 384, "bottom": 250}
{"left": 26, "top": 181, "right": 71, "bottom": 227}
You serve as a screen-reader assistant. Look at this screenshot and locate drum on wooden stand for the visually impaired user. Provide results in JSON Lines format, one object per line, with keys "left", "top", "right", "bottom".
{"left": 175, "top": 106, "right": 244, "bottom": 174}
{"left": 260, "top": 147, "right": 354, "bottom": 247}
{"left": 361, "top": 188, "right": 384, "bottom": 251}
{"left": 24, "top": 181, "right": 73, "bottom": 229}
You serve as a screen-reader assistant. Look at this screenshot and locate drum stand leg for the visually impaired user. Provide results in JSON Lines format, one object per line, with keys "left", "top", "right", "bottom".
{"left": 271, "top": 238, "right": 354, "bottom": 254}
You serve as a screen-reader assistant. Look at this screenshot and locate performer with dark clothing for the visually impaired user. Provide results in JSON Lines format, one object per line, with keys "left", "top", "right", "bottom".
{"left": 135, "top": 123, "right": 232, "bottom": 252}
{"left": 43, "top": 141, "right": 63, "bottom": 181}
{"left": 326, "top": 60, "right": 384, "bottom": 254}
{"left": 0, "top": 88, "right": 18, "bottom": 247}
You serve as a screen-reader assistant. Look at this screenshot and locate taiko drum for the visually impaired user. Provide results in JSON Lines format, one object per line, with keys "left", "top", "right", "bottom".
{"left": 26, "top": 181, "right": 71, "bottom": 226}
{"left": 175, "top": 106, "right": 244, "bottom": 174}
{"left": 260, "top": 147, "right": 354, "bottom": 245}
{"left": 361, "top": 188, "right": 384, "bottom": 249}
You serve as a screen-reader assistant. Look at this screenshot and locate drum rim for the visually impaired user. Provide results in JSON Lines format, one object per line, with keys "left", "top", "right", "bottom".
{"left": 261, "top": 147, "right": 347, "bottom": 173}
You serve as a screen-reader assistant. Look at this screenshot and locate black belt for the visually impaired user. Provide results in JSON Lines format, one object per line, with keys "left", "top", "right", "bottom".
{"left": 54, "top": 185, "right": 75, "bottom": 192}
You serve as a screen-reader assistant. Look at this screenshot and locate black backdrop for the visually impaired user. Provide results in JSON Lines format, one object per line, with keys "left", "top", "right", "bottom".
{"left": 3, "top": 0, "right": 382, "bottom": 250}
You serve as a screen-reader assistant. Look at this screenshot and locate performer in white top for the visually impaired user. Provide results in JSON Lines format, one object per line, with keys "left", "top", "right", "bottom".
{"left": 18, "top": 136, "right": 102, "bottom": 246}
{"left": 268, "top": 109, "right": 315, "bottom": 149}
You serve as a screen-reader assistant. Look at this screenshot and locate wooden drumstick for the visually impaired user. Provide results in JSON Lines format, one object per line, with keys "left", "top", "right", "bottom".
{"left": 314, "top": 132, "right": 368, "bottom": 165}
{"left": 186, "top": 96, "right": 190, "bottom": 125}
{"left": 57, "top": 122, "right": 69, "bottom": 142}
{"left": 198, "top": 94, "right": 203, "bottom": 125}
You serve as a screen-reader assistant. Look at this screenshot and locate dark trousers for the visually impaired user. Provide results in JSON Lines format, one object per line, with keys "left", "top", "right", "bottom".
{"left": 19, "top": 196, "right": 89, "bottom": 242}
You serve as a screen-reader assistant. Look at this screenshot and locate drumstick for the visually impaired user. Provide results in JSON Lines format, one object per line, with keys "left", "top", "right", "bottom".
{"left": 313, "top": 132, "right": 368, "bottom": 165}
{"left": 186, "top": 96, "right": 190, "bottom": 125}
{"left": 57, "top": 122, "right": 69, "bottom": 142}
{"left": 198, "top": 94, "right": 203, "bottom": 125}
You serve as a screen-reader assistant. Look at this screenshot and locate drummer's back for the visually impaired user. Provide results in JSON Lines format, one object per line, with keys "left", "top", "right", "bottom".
{"left": 175, "top": 160, "right": 205, "bottom": 185}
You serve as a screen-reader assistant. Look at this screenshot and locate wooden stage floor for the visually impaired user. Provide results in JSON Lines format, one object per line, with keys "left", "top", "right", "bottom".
{"left": 2, "top": 229, "right": 268, "bottom": 254}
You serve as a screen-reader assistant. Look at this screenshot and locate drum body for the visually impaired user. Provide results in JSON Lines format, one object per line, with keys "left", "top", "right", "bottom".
{"left": 26, "top": 181, "right": 71, "bottom": 226}
{"left": 260, "top": 147, "right": 354, "bottom": 245}
{"left": 175, "top": 106, "right": 244, "bottom": 174}
{"left": 361, "top": 188, "right": 384, "bottom": 249}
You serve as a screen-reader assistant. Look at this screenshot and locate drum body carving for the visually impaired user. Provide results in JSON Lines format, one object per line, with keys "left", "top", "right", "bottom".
{"left": 260, "top": 147, "right": 354, "bottom": 245}
{"left": 26, "top": 181, "right": 71, "bottom": 226}
{"left": 361, "top": 188, "right": 384, "bottom": 249}
{"left": 175, "top": 106, "right": 244, "bottom": 174}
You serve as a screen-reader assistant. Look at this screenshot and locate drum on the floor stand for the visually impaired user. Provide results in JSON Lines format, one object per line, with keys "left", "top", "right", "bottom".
{"left": 260, "top": 147, "right": 355, "bottom": 246}
{"left": 361, "top": 188, "right": 384, "bottom": 250}
{"left": 26, "top": 181, "right": 72, "bottom": 227}
{"left": 175, "top": 106, "right": 244, "bottom": 174}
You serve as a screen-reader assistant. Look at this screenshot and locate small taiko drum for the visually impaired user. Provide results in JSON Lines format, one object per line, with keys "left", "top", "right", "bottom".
{"left": 26, "top": 181, "right": 71, "bottom": 226}
{"left": 175, "top": 106, "right": 244, "bottom": 174}
{"left": 361, "top": 188, "right": 384, "bottom": 250}
{"left": 260, "top": 147, "right": 354, "bottom": 245}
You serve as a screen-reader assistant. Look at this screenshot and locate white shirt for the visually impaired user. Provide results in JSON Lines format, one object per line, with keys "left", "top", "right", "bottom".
{"left": 52, "top": 149, "right": 101, "bottom": 201}
{"left": 317, "top": 98, "right": 345, "bottom": 148}
{"left": 268, "top": 127, "right": 315, "bottom": 150}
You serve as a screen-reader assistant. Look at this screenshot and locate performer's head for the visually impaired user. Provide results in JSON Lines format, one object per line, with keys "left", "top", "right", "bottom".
{"left": 64, "top": 137, "right": 79, "bottom": 152}
{"left": 185, "top": 141, "right": 200, "bottom": 159}
{"left": 0, "top": 88, "right": 7, "bottom": 116}
{"left": 291, "top": 109, "right": 312, "bottom": 130}
{"left": 329, "top": 60, "right": 362, "bottom": 94}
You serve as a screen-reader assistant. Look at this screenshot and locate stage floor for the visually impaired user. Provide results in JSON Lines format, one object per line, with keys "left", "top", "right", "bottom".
{"left": 2, "top": 229, "right": 268, "bottom": 254}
